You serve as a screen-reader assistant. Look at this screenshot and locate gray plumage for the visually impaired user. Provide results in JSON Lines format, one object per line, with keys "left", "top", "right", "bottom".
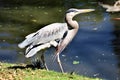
{"left": 18, "top": 8, "right": 95, "bottom": 73}
{"left": 18, "top": 23, "right": 68, "bottom": 57}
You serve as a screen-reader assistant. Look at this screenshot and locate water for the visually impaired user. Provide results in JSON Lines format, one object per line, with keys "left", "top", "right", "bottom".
{"left": 0, "top": 0, "right": 120, "bottom": 80}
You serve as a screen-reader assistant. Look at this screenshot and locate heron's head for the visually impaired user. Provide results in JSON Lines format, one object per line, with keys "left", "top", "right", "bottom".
{"left": 66, "top": 8, "right": 95, "bottom": 18}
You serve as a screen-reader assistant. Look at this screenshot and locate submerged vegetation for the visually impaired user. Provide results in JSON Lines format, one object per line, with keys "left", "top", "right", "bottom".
{"left": 0, "top": 62, "right": 101, "bottom": 80}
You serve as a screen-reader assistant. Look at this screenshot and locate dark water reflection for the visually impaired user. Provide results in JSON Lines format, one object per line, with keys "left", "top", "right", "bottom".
{"left": 0, "top": 0, "right": 120, "bottom": 80}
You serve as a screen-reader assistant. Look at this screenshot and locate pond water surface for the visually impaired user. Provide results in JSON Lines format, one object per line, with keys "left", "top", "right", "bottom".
{"left": 0, "top": 0, "right": 120, "bottom": 80}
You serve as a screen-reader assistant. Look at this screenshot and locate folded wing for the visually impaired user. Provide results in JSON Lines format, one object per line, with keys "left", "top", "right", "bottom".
{"left": 18, "top": 23, "right": 68, "bottom": 58}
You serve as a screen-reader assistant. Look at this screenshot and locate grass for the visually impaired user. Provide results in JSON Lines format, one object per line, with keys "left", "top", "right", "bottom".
{"left": 0, "top": 62, "right": 101, "bottom": 80}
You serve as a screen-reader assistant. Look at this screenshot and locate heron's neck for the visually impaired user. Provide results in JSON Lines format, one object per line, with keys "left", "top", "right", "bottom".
{"left": 65, "top": 15, "right": 79, "bottom": 30}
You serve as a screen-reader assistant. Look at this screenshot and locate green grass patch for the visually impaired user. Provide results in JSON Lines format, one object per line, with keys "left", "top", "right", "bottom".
{"left": 0, "top": 62, "right": 101, "bottom": 80}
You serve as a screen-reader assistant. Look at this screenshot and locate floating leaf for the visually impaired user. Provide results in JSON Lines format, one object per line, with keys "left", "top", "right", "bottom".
{"left": 73, "top": 61, "right": 80, "bottom": 65}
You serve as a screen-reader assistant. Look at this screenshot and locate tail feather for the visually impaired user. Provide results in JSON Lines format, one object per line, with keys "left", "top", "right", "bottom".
{"left": 18, "top": 41, "right": 28, "bottom": 48}
{"left": 18, "top": 39, "right": 33, "bottom": 48}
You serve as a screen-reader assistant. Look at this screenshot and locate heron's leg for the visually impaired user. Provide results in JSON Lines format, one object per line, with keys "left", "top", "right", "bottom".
{"left": 41, "top": 53, "right": 49, "bottom": 70}
{"left": 31, "top": 57, "right": 41, "bottom": 68}
{"left": 30, "top": 51, "right": 44, "bottom": 69}
{"left": 57, "top": 54, "right": 64, "bottom": 73}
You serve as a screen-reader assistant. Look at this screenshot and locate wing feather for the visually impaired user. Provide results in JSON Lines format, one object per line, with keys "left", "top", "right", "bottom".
{"left": 18, "top": 23, "right": 68, "bottom": 48}
{"left": 25, "top": 40, "right": 58, "bottom": 58}
{"left": 25, "top": 43, "right": 51, "bottom": 58}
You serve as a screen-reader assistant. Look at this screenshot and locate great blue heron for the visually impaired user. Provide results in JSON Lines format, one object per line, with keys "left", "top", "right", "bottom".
{"left": 18, "top": 8, "right": 95, "bottom": 73}
{"left": 99, "top": 0, "right": 120, "bottom": 12}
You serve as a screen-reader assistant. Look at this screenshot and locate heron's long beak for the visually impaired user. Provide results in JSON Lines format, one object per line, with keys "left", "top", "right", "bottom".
{"left": 78, "top": 9, "right": 95, "bottom": 13}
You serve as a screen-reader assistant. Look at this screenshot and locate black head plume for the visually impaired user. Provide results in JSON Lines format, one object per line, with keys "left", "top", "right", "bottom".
{"left": 66, "top": 8, "right": 78, "bottom": 13}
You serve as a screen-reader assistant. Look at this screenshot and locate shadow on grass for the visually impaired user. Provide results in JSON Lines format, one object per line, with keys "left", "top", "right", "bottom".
{"left": 7, "top": 64, "right": 75, "bottom": 75}
{"left": 7, "top": 64, "right": 45, "bottom": 70}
